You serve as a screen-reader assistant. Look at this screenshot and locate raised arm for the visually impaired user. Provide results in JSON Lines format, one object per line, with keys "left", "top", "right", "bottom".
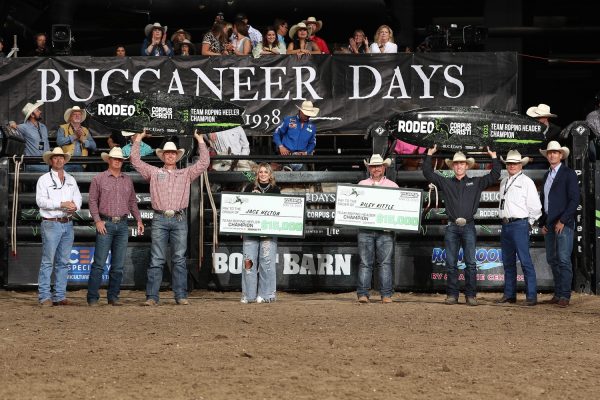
{"left": 130, "top": 130, "right": 157, "bottom": 181}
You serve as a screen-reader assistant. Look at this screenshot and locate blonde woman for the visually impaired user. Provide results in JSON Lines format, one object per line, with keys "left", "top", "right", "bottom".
{"left": 370, "top": 25, "right": 397, "bottom": 53}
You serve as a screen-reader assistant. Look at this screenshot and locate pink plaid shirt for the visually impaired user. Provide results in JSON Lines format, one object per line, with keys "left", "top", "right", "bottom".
{"left": 89, "top": 170, "right": 141, "bottom": 223}
{"left": 130, "top": 141, "right": 210, "bottom": 211}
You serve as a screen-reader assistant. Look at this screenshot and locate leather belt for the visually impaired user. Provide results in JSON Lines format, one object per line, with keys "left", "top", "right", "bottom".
{"left": 43, "top": 217, "right": 71, "bottom": 223}
{"left": 501, "top": 217, "right": 527, "bottom": 224}
{"left": 154, "top": 209, "right": 185, "bottom": 218}
{"left": 450, "top": 218, "right": 474, "bottom": 226}
{"left": 100, "top": 214, "right": 128, "bottom": 223}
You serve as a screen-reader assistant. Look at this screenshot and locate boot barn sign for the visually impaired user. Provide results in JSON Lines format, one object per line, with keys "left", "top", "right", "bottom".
{"left": 0, "top": 53, "right": 517, "bottom": 135}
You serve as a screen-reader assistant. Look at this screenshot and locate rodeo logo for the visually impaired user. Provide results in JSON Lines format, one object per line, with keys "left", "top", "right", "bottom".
{"left": 67, "top": 246, "right": 111, "bottom": 283}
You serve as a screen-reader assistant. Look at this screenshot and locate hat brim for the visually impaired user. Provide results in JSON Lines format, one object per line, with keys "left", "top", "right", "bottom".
{"left": 302, "top": 19, "right": 323, "bottom": 33}
{"left": 364, "top": 158, "right": 392, "bottom": 168}
{"left": 64, "top": 108, "right": 87, "bottom": 123}
{"left": 539, "top": 147, "right": 570, "bottom": 160}
{"left": 156, "top": 148, "right": 185, "bottom": 162}
{"left": 445, "top": 158, "right": 475, "bottom": 169}
{"left": 101, "top": 152, "right": 127, "bottom": 163}
{"left": 289, "top": 24, "right": 308, "bottom": 39}
{"left": 23, "top": 101, "right": 44, "bottom": 123}
{"left": 296, "top": 104, "right": 319, "bottom": 117}
{"left": 145, "top": 24, "right": 166, "bottom": 37}
{"left": 43, "top": 152, "right": 71, "bottom": 165}
{"left": 171, "top": 30, "right": 191, "bottom": 42}
{"left": 526, "top": 107, "right": 557, "bottom": 118}
{"left": 500, "top": 156, "right": 530, "bottom": 166}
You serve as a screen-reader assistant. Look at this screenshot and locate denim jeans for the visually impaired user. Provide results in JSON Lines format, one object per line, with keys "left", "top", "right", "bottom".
{"left": 501, "top": 219, "right": 537, "bottom": 301}
{"left": 38, "top": 220, "right": 74, "bottom": 303}
{"left": 241, "top": 236, "right": 278, "bottom": 302}
{"left": 87, "top": 219, "right": 129, "bottom": 303}
{"left": 147, "top": 213, "right": 188, "bottom": 303}
{"left": 544, "top": 224, "right": 574, "bottom": 300}
{"left": 357, "top": 229, "right": 394, "bottom": 298}
{"left": 444, "top": 222, "right": 477, "bottom": 298}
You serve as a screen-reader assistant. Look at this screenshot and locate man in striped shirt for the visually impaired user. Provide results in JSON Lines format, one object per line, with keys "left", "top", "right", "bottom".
{"left": 131, "top": 130, "right": 210, "bottom": 306}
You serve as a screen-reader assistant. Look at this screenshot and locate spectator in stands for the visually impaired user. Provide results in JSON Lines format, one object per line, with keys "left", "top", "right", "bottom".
{"left": 171, "top": 28, "right": 192, "bottom": 47}
{"left": 371, "top": 25, "right": 398, "bottom": 53}
{"left": 107, "top": 131, "right": 126, "bottom": 149}
{"left": 174, "top": 39, "right": 195, "bottom": 56}
{"left": 130, "top": 130, "right": 209, "bottom": 306}
{"left": 526, "top": 103, "right": 562, "bottom": 143}
{"left": 586, "top": 91, "right": 600, "bottom": 136}
{"left": 394, "top": 140, "right": 426, "bottom": 170}
{"left": 206, "top": 126, "right": 253, "bottom": 171}
{"left": 115, "top": 45, "right": 126, "bottom": 57}
{"left": 240, "top": 163, "right": 281, "bottom": 304}
{"left": 274, "top": 18, "right": 288, "bottom": 47}
{"left": 273, "top": 100, "right": 319, "bottom": 171}
{"left": 0, "top": 38, "right": 5, "bottom": 57}
{"left": 232, "top": 20, "right": 252, "bottom": 56}
{"left": 356, "top": 154, "right": 399, "bottom": 304}
{"left": 253, "top": 27, "right": 286, "bottom": 58}
{"left": 121, "top": 131, "right": 154, "bottom": 157}
{"left": 36, "top": 147, "right": 82, "bottom": 306}
{"left": 348, "top": 29, "right": 370, "bottom": 54}
{"left": 234, "top": 13, "right": 262, "bottom": 47}
{"left": 287, "top": 22, "right": 320, "bottom": 58}
{"left": 56, "top": 105, "right": 97, "bottom": 172}
{"left": 87, "top": 146, "right": 144, "bottom": 307}
{"left": 141, "top": 22, "right": 174, "bottom": 56}
{"left": 10, "top": 101, "right": 50, "bottom": 172}
{"left": 201, "top": 21, "right": 229, "bottom": 55}
{"left": 303, "top": 17, "right": 330, "bottom": 54}
{"left": 30, "top": 33, "right": 52, "bottom": 56}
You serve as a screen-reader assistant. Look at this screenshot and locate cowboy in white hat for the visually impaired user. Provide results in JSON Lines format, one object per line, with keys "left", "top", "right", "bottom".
{"left": 273, "top": 100, "right": 319, "bottom": 171}
{"left": 539, "top": 141, "right": 579, "bottom": 307}
{"left": 56, "top": 105, "right": 97, "bottom": 172}
{"left": 35, "top": 147, "right": 82, "bottom": 307}
{"left": 302, "top": 16, "right": 330, "bottom": 54}
{"left": 86, "top": 146, "right": 144, "bottom": 307}
{"left": 130, "top": 130, "right": 210, "bottom": 306}
{"left": 526, "top": 103, "right": 563, "bottom": 142}
{"left": 496, "top": 150, "right": 542, "bottom": 306}
{"left": 142, "top": 22, "right": 174, "bottom": 56}
{"left": 423, "top": 145, "right": 500, "bottom": 306}
{"left": 9, "top": 101, "right": 50, "bottom": 171}
{"left": 356, "top": 154, "right": 399, "bottom": 304}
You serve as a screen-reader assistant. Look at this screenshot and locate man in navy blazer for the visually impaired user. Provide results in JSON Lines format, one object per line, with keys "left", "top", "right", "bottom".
{"left": 539, "top": 141, "right": 580, "bottom": 307}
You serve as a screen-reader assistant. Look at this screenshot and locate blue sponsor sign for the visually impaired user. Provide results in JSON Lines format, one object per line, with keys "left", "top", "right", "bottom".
{"left": 432, "top": 247, "right": 505, "bottom": 270}
{"left": 67, "top": 246, "right": 111, "bottom": 283}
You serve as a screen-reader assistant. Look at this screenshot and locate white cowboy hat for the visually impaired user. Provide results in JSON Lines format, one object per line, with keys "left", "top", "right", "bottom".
{"left": 526, "top": 103, "right": 557, "bottom": 118}
{"left": 156, "top": 141, "right": 185, "bottom": 162}
{"left": 101, "top": 146, "right": 127, "bottom": 162}
{"left": 539, "top": 140, "right": 570, "bottom": 159}
{"left": 22, "top": 101, "right": 44, "bottom": 122}
{"left": 174, "top": 39, "right": 195, "bottom": 54}
{"left": 63, "top": 105, "right": 87, "bottom": 123}
{"left": 42, "top": 147, "right": 71, "bottom": 165}
{"left": 121, "top": 131, "right": 137, "bottom": 137}
{"left": 302, "top": 17, "right": 323, "bottom": 33}
{"left": 171, "top": 28, "right": 191, "bottom": 42}
{"left": 289, "top": 22, "right": 309, "bottom": 39}
{"left": 501, "top": 149, "right": 530, "bottom": 166}
{"left": 364, "top": 154, "right": 391, "bottom": 167}
{"left": 296, "top": 100, "right": 320, "bottom": 117}
{"left": 144, "top": 22, "right": 167, "bottom": 37}
{"left": 445, "top": 151, "right": 475, "bottom": 169}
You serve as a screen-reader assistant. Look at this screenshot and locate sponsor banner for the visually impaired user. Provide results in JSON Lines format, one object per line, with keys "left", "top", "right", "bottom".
{"left": 67, "top": 246, "right": 110, "bottom": 283}
{"left": 334, "top": 184, "right": 422, "bottom": 232}
{"left": 219, "top": 192, "right": 306, "bottom": 237}
{"left": 0, "top": 53, "right": 517, "bottom": 136}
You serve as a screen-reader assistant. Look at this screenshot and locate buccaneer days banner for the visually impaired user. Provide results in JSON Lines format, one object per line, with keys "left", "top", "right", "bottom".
{"left": 0, "top": 53, "right": 517, "bottom": 135}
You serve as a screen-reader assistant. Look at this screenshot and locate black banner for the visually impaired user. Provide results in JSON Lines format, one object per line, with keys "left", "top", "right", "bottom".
{"left": 0, "top": 53, "right": 518, "bottom": 135}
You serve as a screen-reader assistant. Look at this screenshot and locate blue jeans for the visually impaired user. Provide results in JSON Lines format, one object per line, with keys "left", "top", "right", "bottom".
{"left": 147, "top": 213, "right": 188, "bottom": 302}
{"left": 87, "top": 219, "right": 129, "bottom": 303}
{"left": 444, "top": 222, "right": 477, "bottom": 298}
{"left": 501, "top": 219, "right": 537, "bottom": 300}
{"left": 38, "top": 220, "right": 74, "bottom": 303}
{"left": 241, "top": 236, "right": 278, "bottom": 302}
{"left": 357, "top": 230, "right": 394, "bottom": 298}
{"left": 544, "top": 224, "right": 574, "bottom": 300}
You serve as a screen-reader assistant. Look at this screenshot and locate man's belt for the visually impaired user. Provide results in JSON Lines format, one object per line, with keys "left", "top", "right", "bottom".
{"left": 501, "top": 217, "right": 527, "bottom": 225}
{"left": 450, "top": 218, "right": 474, "bottom": 226}
{"left": 100, "top": 214, "right": 128, "bottom": 223}
{"left": 43, "top": 217, "right": 71, "bottom": 223}
{"left": 154, "top": 209, "right": 185, "bottom": 218}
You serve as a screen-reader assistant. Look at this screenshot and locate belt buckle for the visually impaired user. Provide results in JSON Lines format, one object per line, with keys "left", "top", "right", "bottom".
{"left": 164, "top": 210, "right": 175, "bottom": 218}
{"left": 111, "top": 216, "right": 121, "bottom": 223}
{"left": 455, "top": 217, "right": 467, "bottom": 226}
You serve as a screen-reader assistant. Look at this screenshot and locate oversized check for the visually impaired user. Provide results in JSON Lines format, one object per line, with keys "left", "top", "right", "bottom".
{"left": 219, "top": 192, "right": 306, "bottom": 237}
{"left": 334, "top": 184, "right": 422, "bottom": 232}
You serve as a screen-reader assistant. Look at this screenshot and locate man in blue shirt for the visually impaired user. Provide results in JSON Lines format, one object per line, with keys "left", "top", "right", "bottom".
{"left": 273, "top": 100, "right": 319, "bottom": 171}
{"left": 10, "top": 101, "right": 50, "bottom": 172}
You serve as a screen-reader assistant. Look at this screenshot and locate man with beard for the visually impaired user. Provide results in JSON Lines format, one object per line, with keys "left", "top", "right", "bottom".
{"left": 10, "top": 101, "right": 50, "bottom": 172}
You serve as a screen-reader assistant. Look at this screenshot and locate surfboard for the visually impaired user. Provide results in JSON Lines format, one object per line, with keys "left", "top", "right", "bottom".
{"left": 86, "top": 92, "right": 245, "bottom": 135}
{"left": 384, "top": 106, "right": 548, "bottom": 152}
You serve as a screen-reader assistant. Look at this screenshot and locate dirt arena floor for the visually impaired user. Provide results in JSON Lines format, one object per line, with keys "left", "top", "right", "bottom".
{"left": 1, "top": 289, "right": 599, "bottom": 400}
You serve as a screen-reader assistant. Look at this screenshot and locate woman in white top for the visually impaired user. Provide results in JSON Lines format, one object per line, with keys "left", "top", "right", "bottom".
{"left": 253, "top": 27, "right": 287, "bottom": 58}
{"left": 370, "top": 24, "right": 398, "bottom": 54}
{"left": 233, "top": 20, "right": 252, "bottom": 56}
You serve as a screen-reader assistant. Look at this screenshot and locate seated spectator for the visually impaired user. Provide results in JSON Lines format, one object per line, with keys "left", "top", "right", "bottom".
{"left": 234, "top": 13, "right": 262, "bottom": 47}
{"left": 349, "top": 29, "right": 370, "bottom": 54}
{"left": 171, "top": 28, "right": 192, "bottom": 47}
{"left": 201, "top": 21, "right": 229, "bottom": 55}
{"left": 56, "top": 106, "right": 97, "bottom": 172}
{"left": 287, "top": 22, "right": 321, "bottom": 58}
{"left": 253, "top": 27, "right": 286, "bottom": 58}
{"left": 526, "top": 103, "right": 562, "bottom": 143}
{"left": 207, "top": 126, "right": 254, "bottom": 171}
{"left": 0, "top": 37, "right": 5, "bottom": 57}
{"left": 274, "top": 18, "right": 289, "bottom": 47}
{"left": 29, "top": 33, "right": 52, "bottom": 57}
{"left": 121, "top": 131, "right": 153, "bottom": 157}
{"left": 273, "top": 100, "right": 319, "bottom": 171}
{"left": 370, "top": 25, "right": 398, "bottom": 53}
{"left": 115, "top": 45, "right": 126, "bottom": 57}
{"left": 394, "top": 140, "right": 426, "bottom": 170}
{"left": 107, "top": 131, "right": 126, "bottom": 149}
{"left": 141, "top": 22, "right": 174, "bottom": 56}
{"left": 232, "top": 20, "right": 252, "bottom": 56}
{"left": 303, "top": 17, "right": 330, "bottom": 54}
{"left": 175, "top": 39, "right": 195, "bottom": 56}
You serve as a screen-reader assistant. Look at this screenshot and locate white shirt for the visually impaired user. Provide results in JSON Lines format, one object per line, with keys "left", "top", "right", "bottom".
{"left": 36, "top": 169, "right": 82, "bottom": 218}
{"left": 210, "top": 126, "right": 250, "bottom": 155}
{"left": 499, "top": 172, "right": 542, "bottom": 225}
{"left": 370, "top": 42, "right": 398, "bottom": 53}
{"left": 543, "top": 163, "right": 561, "bottom": 214}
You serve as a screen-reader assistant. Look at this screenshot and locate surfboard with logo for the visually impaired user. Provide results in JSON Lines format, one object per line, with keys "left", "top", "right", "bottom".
{"left": 86, "top": 92, "right": 245, "bottom": 135}
{"left": 385, "top": 106, "right": 548, "bottom": 152}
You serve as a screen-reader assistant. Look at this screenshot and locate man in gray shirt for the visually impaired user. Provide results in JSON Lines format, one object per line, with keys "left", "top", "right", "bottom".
{"left": 10, "top": 101, "right": 50, "bottom": 172}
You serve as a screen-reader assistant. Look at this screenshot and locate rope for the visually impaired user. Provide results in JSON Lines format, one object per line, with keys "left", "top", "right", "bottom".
{"left": 202, "top": 172, "right": 219, "bottom": 272}
{"left": 199, "top": 174, "right": 204, "bottom": 267}
{"left": 11, "top": 155, "right": 24, "bottom": 256}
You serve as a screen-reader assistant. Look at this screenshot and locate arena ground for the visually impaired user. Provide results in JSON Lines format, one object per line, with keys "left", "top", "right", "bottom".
{"left": 1, "top": 289, "right": 599, "bottom": 399}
